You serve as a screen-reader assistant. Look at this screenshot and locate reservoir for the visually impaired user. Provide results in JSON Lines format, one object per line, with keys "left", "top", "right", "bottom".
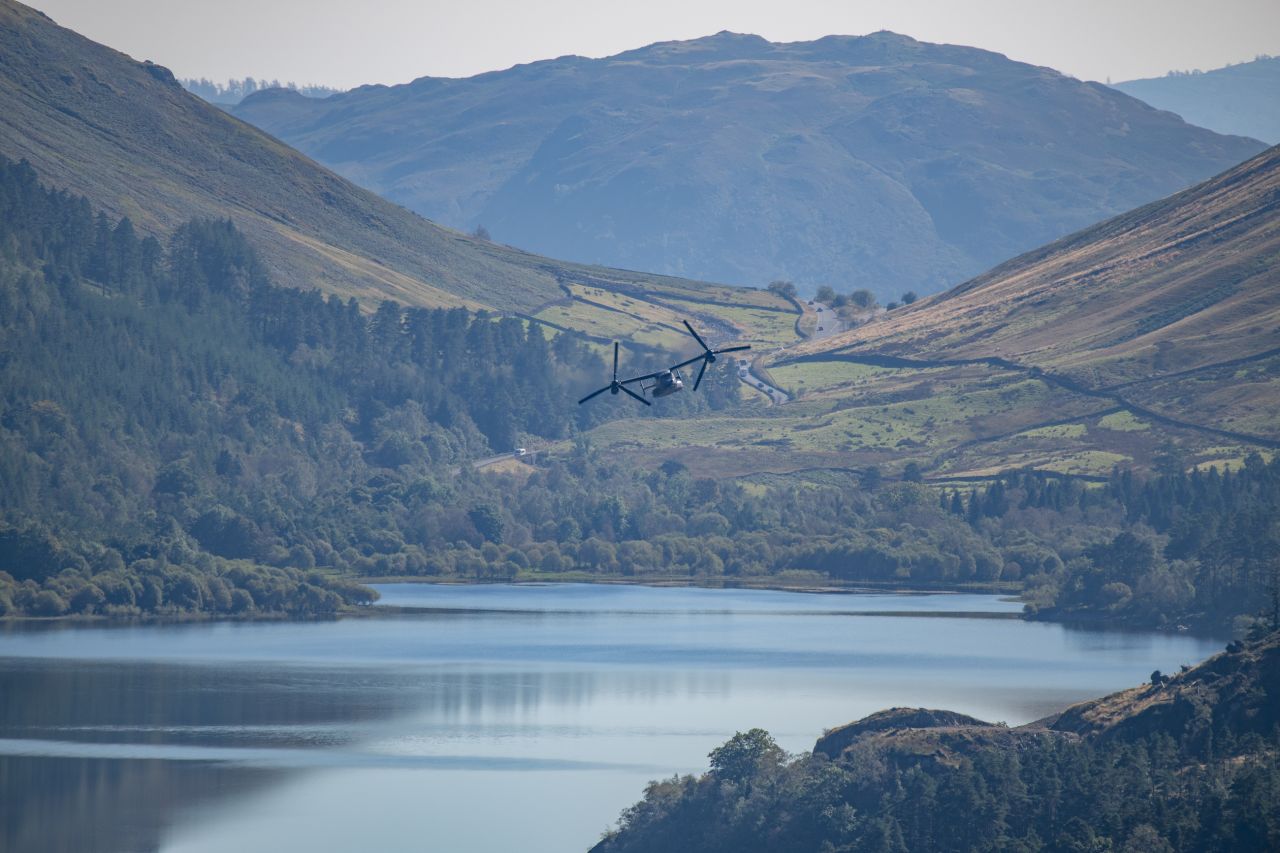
{"left": 0, "top": 584, "right": 1225, "bottom": 853}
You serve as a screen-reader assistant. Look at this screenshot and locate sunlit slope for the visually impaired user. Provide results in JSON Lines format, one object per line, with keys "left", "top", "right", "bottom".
{"left": 583, "top": 147, "right": 1280, "bottom": 480}
{"left": 0, "top": 0, "right": 775, "bottom": 324}
{"left": 800, "top": 144, "right": 1280, "bottom": 389}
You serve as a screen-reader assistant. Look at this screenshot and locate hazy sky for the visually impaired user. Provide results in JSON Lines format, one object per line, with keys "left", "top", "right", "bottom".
{"left": 29, "top": 0, "right": 1280, "bottom": 89}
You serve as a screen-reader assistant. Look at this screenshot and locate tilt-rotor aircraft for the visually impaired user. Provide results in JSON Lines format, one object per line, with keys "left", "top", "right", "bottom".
{"left": 578, "top": 320, "right": 750, "bottom": 407}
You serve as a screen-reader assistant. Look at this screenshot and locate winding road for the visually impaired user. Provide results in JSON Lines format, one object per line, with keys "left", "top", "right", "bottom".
{"left": 735, "top": 299, "right": 846, "bottom": 404}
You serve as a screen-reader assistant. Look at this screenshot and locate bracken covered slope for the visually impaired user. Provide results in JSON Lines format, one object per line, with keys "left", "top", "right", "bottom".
{"left": 581, "top": 146, "right": 1279, "bottom": 480}
{"left": 0, "top": 0, "right": 734, "bottom": 315}
{"left": 792, "top": 144, "right": 1280, "bottom": 440}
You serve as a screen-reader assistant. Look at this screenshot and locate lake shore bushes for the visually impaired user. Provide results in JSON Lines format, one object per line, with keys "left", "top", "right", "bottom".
{"left": 591, "top": 628, "right": 1280, "bottom": 853}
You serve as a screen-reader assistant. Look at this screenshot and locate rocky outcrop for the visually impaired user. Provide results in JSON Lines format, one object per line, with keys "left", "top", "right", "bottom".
{"left": 814, "top": 632, "right": 1279, "bottom": 773}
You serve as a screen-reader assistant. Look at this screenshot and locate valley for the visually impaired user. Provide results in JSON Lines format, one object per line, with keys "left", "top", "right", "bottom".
{"left": 231, "top": 31, "right": 1264, "bottom": 299}
{"left": 0, "top": 0, "right": 788, "bottom": 361}
{"left": 574, "top": 144, "right": 1280, "bottom": 482}
{"left": 0, "top": 3, "right": 1278, "bottom": 850}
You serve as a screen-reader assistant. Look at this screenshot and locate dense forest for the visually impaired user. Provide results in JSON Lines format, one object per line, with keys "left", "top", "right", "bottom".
{"left": 593, "top": 629, "right": 1280, "bottom": 853}
{"left": 0, "top": 156, "right": 732, "bottom": 617}
{"left": 0, "top": 157, "right": 1276, "bottom": 634}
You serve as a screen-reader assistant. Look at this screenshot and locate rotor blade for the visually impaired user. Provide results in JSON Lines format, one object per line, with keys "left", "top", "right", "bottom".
{"left": 620, "top": 370, "right": 665, "bottom": 385}
{"left": 620, "top": 384, "right": 652, "bottom": 406}
{"left": 612, "top": 341, "right": 619, "bottom": 381}
{"left": 682, "top": 320, "right": 710, "bottom": 353}
{"left": 578, "top": 386, "right": 611, "bottom": 405}
{"left": 669, "top": 355, "right": 705, "bottom": 371}
{"left": 693, "top": 358, "right": 709, "bottom": 392}
{"left": 713, "top": 345, "right": 752, "bottom": 354}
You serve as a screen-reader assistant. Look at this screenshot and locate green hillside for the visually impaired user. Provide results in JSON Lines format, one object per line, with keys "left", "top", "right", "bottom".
{"left": 4, "top": 157, "right": 1277, "bottom": 634}
{"left": 580, "top": 145, "right": 1280, "bottom": 482}
{"left": 0, "top": 157, "right": 743, "bottom": 618}
{"left": 0, "top": 0, "right": 784, "bottom": 336}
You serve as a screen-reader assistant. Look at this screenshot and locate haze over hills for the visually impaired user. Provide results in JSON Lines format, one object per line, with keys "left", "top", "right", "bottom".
{"left": 233, "top": 30, "right": 1264, "bottom": 300}
{"left": 584, "top": 144, "right": 1280, "bottom": 482}
{"left": 1113, "top": 56, "right": 1280, "bottom": 145}
{"left": 3, "top": 0, "right": 1274, "bottom": 483}
{"left": 0, "top": 0, "right": 753, "bottom": 321}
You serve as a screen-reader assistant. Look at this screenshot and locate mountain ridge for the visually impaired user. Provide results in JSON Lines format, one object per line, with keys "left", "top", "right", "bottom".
{"left": 0, "top": 0, "right": 743, "bottom": 316}
{"left": 1113, "top": 56, "right": 1280, "bottom": 144}
{"left": 234, "top": 29, "right": 1265, "bottom": 298}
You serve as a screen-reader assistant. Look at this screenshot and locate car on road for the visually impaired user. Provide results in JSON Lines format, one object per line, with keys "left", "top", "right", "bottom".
{"left": 514, "top": 448, "right": 527, "bottom": 457}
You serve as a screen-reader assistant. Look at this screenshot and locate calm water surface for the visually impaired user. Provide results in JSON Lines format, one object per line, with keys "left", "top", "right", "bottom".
{"left": 0, "top": 583, "right": 1225, "bottom": 853}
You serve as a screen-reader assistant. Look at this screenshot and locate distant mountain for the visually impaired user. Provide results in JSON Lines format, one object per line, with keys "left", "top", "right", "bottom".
{"left": 0, "top": 0, "right": 726, "bottom": 314}
{"left": 1114, "top": 57, "right": 1280, "bottom": 144}
{"left": 233, "top": 31, "right": 1264, "bottom": 299}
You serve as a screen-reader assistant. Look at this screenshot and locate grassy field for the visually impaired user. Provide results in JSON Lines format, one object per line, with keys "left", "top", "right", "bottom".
{"left": 535, "top": 299, "right": 688, "bottom": 349}
{"left": 1098, "top": 411, "right": 1151, "bottom": 432}
{"left": 638, "top": 281, "right": 794, "bottom": 312}
{"left": 654, "top": 296, "right": 800, "bottom": 346}
{"left": 567, "top": 149, "right": 1280, "bottom": 484}
{"left": 530, "top": 281, "right": 800, "bottom": 355}
{"left": 581, "top": 348, "right": 1268, "bottom": 484}
{"left": 769, "top": 360, "right": 925, "bottom": 395}
{"left": 787, "top": 148, "right": 1280, "bottom": 453}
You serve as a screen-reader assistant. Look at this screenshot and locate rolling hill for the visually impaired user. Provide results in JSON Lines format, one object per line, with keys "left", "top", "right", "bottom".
{"left": 233, "top": 30, "right": 1264, "bottom": 299}
{"left": 0, "top": 0, "right": 791, "bottom": 342}
{"left": 799, "top": 143, "right": 1280, "bottom": 393}
{"left": 581, "top": 144, "right": 1280, "bottom": 482}
{"left": 1114, "top": 56, "right": 1280, "bottom": 145}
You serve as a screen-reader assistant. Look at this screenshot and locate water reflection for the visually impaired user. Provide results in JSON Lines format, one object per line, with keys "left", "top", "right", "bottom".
{"left": 0, "top": 584, "right": 1226, "bottom": 853}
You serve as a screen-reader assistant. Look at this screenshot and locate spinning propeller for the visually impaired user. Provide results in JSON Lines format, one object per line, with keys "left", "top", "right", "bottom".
{"left": 577, "top": 342, "right": 652, "bottom": 406}
{"left": 670, "top": 320, "right": 751, "bottom": 390}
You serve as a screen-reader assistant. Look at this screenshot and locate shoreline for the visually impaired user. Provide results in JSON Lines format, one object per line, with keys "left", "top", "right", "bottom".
{"left": 0, "top": 578, "right": 1026, "bottom": 629}
{"left": 0, "top": 578, "right": 1231, "bottom": 639}
{"left": 358, "top": 572, "right": 1026, "bottom": 598}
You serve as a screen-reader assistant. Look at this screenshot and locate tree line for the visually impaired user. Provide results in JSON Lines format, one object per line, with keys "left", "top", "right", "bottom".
{"left": 0, "top": 155, "right": 1274, "bottom": 634}
{"left": 0, "top": 157, "right": 731, "bottom": 616}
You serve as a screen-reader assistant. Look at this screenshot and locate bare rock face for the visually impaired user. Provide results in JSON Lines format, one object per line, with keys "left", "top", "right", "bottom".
{"left": 814, "top": 707, "right": 996, "bottom": 759}
{"left": 814, "top": 632, "right": 1280, "bottom": 772}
